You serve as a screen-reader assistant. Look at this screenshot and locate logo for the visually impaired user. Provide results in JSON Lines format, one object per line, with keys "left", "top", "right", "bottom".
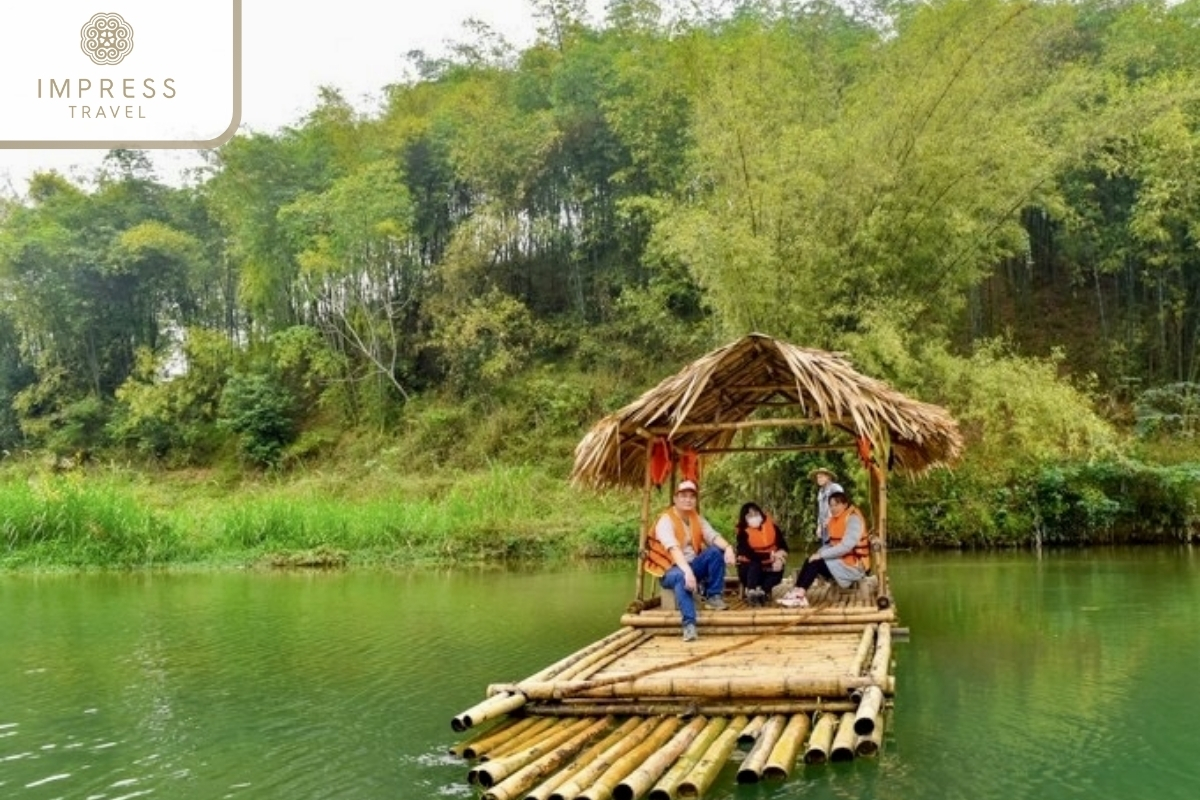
{"left": 80, "top": 12, "right": 134, "bottom": 66}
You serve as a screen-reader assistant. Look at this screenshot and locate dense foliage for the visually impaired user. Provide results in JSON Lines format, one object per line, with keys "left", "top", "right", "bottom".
{"left": 3, "top": 0, "right": 1200, "bottom": 564}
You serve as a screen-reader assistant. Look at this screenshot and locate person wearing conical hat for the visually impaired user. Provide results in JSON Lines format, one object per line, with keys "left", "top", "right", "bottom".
{"left": 811, "top": 467, "right": 843, "bottom": 545}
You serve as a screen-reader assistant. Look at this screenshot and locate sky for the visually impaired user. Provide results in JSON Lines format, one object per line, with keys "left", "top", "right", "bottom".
{"left": 0, "top": 0, "right": 613, "bottom": 194}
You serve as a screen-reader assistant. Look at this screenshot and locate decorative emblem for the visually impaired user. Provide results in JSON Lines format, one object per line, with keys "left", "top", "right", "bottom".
{"left": 80, "top": 12, "right": 134, "bottom": 65}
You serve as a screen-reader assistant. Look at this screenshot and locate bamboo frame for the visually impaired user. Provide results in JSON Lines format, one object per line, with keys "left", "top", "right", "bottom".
{"left": 521, "top": 627, "right": 642, "bottom": 685}
{"left": 509, "top": 674, "right": 891, "bottom": 700}
{"left": 526, "top": 701, "right": 857, "bottom": 716}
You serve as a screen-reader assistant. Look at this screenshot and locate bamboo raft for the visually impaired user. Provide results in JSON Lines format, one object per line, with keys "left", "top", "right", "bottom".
{"left": 449, "top": 581, "right": 897, "bottom": 799}
{"left": 449, "top": 336, "right": 961, "bottom": 798}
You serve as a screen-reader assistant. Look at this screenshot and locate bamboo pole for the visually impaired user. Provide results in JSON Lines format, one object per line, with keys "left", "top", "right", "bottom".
{"left": 525, "top": 718, "right": 643, "bottom": 800}
{"left": 510, "top": 673, "right": 886, "bottom": 701}
{"left": 736, "top": 714, "right": 768, "bottom": 747}
{"left": 804, "top": 711, "right": 839, "bottom": 764}
{"left": 736, "top": 714, "right": 787, "bottom": 784}
{"left": 873, "top": 461, "right": 891, "bottom": 607}
{"left": 762, "top": 713, "right": 812, "bottom": 780}
{"left": 850, "top": 623, "right": 878, "bottom": 676}
{"left": 554, "top": 631, "right": 648, "bottom": 682}
{"left": 451, "top": 716, "right": 523, "bottom": 757}
{"left": 854, "top": 712, "right": 885, "bottom": 757}
{"left": 870, "top": 623, "right": 892, "bottom": 686}
{"left": 453, "top": 691, "right": 527, "bottom": 732}
{"left": 464, "top": 717, "right": 541, "bottom": 760}
{"left": 483, "top": 717, "right": 612, "bottom": 800}
{"left": 830, "top": 711, "right": 857, "bottom": 762}
{"left": 483, "top": 717, "right": 560, "bottom": 762}
{"left": 648, "top": 717, "right": 728, "bottom": 800}
{"left": 637, "top": 436, "right": 654, "bottom": 604}
{"left": 578, "top": 717, "right": 683, "bottom": 800}
{"left": 620, "top": 610, "right": 896, "bottom": 627}
{"left": 511, "top": 628, "right": 642, "bottom": 687}
{"left": 642, "top": 623, "right": 881, "bottom": 636}
{"left": 547, "top": 717, "right": 661, "bottom": 800}
{"left": 854, "top": 686, "right": 884, "bottom": 736}
{"left": 475, "top": 717, "right": 591, "bottom": 788}
{"left": 676, "top": 714, "right": 747, "bottom": 798}
{"left": 527, "top": 700, "right": 857, "bottom": 717}
{"left": 613, "top": 716, "right": 710, "bottom": 800}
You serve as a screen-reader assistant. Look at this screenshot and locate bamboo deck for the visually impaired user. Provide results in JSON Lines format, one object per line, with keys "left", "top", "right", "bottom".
{"left": 450, "top": 580, "right": 898, "bottom": 799}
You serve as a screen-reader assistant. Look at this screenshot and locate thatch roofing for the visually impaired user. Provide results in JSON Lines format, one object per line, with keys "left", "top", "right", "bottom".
{"left": 571, "top": 333, "right": 963, "bottom": 489}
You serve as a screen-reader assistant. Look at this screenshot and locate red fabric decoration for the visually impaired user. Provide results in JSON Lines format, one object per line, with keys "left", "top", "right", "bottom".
{"left": 679, "top": 448, "right": 701, "bottom": 483}
{"left": 856, "top": 436, "right": 874, "bottom": 469}
{"left": 649, "top": 437, "right": 673, "bottom": 487}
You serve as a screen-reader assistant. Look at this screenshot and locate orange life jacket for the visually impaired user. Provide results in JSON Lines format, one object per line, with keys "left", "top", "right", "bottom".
{"left": 827, "top": 506, "right": 871, "bottom": 571}
{"left": 643, "top": 507, "right": 705, "bottom": 577}
{"left": 745, "top": 516, "right": 778, "bottom": 555}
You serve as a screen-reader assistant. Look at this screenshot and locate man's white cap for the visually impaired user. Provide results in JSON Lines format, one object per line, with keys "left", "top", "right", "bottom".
{"left": 676, "top": 480, "right": 698, "bottom": 493}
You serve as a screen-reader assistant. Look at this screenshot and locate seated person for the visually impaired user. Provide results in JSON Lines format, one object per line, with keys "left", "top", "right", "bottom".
{"left": 734, "top": 502, "right": 788, "bottom": 606}
{"left": 780, "top": 491, "right": 869, "bottom": 608}
{"left": 643, "top": 480, "right": 736, "bottom": 642}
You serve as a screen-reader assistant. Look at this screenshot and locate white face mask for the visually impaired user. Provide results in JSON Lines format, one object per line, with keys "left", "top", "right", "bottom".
{"left": 746, "top": 514, "right": 764, "bottom": 528}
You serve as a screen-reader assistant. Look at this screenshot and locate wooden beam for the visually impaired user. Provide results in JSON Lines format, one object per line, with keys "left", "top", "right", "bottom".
{"left": 646, "top": 418, "right": 834, "bottom": 435}
{"left": 698, "top": 445, "right": 858, "bottom": 455}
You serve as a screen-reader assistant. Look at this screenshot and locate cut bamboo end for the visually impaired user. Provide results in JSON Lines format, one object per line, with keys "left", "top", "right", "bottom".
{"left": 613, "top": 716, "right": 709, "bottom": 800}
{"left": 736, "top": 714, "right": 787, "bottom": 784}
{"left": 762, "top": 713, "right": 812, "bottom": 781}
{"left": 804, "top": 711, "right": 839, "bottom": 764}
{"left": 830, "top": 712, "right": 857, "bottom": 762}
{"left": 854, "top": 712, "right": 885, "bottom": 758}
{"left": 854, "top": 686, "right": 885, "bottom": 735}
{"left": 463, "top": 716, "right": 541, "bottom": 760}
{"left": 676, "top": 714, "right": 747, "bottom": 798}
{"left": 647, "top": 717, "right": 729, "bottom": 800}
{"left": 482, "top": 717, "right": 612, "bottom": 800}
{"left": 453, "top": 691, "right": 528, "bottom": 732}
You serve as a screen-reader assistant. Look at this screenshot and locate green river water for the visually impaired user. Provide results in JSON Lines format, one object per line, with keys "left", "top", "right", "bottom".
{"left": 2, "top": 548, "right": 1199, "bottom": 799}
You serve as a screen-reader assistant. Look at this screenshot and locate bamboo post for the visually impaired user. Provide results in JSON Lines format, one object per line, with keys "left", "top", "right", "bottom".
{"left": 872, "top": 462, "right": 891, "bottom": 608}
{"left": 547, "top": 717, "right": 661, "bottom": 800}
{"left": 578, "top": 717, "right": 683, "bottom": 800}
{"left": 637, "top": 436, "right": 654, "bottom": 604}
{"left": 476, "top": 718, "right": 590, "bottom": 788}
{"left": 736, "top": 714, "right": 787, "bottom": 784}
{"left": 526, "top": 718, "right": 643, "bottom": 800}
{"left": 830, "top": 711, "right": 857, "bottom": 762}
{"left": 648, "top": 717, "right": 728, "bottom": 800}
{"left": 854, "top": 712, "right": 885, "bottom": 758}
{"left": 677, "top": 714, "right": 747, "bottom": 798}
{"left": 804, "top": 711, "right": 839, "bottom": 764}
{"left": 854, "top": 686, "right": 884, "bottom": 736}
{"left": 762, "top": 713, "right": 812, "bottom": 780}
{"left": 453, "top": 691, "right": 527, "bottom": 732}
{"left": 870, "top": 623, "right": 892, "bottom": 686}
{"left": 614, "top": 716, "right": 709, "bottom": 800}
{"left": 482, "top": 717, "right": 612, "bottom": 800}
{"left": 463, "top": 717, "right": 541, "bottom": 760}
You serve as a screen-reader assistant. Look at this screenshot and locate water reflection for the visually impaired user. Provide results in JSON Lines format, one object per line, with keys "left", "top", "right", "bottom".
{"left": 1, "top": 551, "right": 1199, "bottom": 799}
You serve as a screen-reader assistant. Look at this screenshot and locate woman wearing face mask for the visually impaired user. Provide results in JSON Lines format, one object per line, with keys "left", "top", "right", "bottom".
{"left": 734, "top": 502, "right": 789, "bottom": 606}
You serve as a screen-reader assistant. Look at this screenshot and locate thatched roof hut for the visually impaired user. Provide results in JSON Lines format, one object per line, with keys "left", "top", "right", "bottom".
{"left": 571, "top": 333, "right": 962, "bottom": 490}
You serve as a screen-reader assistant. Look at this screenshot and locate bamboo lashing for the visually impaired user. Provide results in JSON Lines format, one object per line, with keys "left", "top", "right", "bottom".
{"left": 804, "top": 711, "right": 839, "bottom": 764}
{"left": 648, "top": 717, "right": 728, "bottom": 800}
{"left": 453, "top": 690, "right": 527, "bottom": 732}
{"left": 762, "top": 713, "right": 812, "bottom": 780}
{"left": 736, "top": 714, "right": 787, "bottom": 784}
{"left": 854, "top": 686, "right": 885, "bottom": 736}
{"left": 482, "top": 717, "right": 613, "bottom": 800}
{"left": 854, "top": 712, "right": 885, "bottom": 758}
{"left": 475, "top": 717, "right": 589, "bottom": 788}
{"left": 577, "top": 717, "right": 682, "bottom": 800}
{"left": 462, "top": 717, "right": 541, "bottom": 760}
{"left": 547, "top": 717, "right": 661, "bottom": 800}
{"left": 676, "top": 714, "right": 747, "bottom": 798}
{"left": 830, "top": 711, "right": 858, "bottom": 761}
{"left": 613, "top": 716, "right": 710, "bottom": 800}
{"left": 526, "top": 718, "right": 643, "bottom": 800}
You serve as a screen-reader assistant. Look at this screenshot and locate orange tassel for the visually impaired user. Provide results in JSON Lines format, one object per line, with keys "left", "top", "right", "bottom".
{"left": 679, "top": 448, "right": 700, "bottom": 483}
{"left": 649, "top": 437, "right": 673, "bottom": 486}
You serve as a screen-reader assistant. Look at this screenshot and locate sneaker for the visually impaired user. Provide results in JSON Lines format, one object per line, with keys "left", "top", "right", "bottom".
{"left": 682, "top": 622, "right": 698, "bottom": 642}
{"left": 778, "top": 588, "right": 809, "bottom": 608}
{"left": 704, "top": 594, "right": 729, "bottom": 611}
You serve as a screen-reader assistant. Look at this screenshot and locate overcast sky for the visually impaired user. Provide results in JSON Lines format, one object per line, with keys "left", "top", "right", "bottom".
{"left": 0, "top": 0, "right": 612, "bottom": 194}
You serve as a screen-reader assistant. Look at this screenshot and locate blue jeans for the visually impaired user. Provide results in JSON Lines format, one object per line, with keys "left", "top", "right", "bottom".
{"left": 661, "top": 547, "right": 727, "bottom": 626}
